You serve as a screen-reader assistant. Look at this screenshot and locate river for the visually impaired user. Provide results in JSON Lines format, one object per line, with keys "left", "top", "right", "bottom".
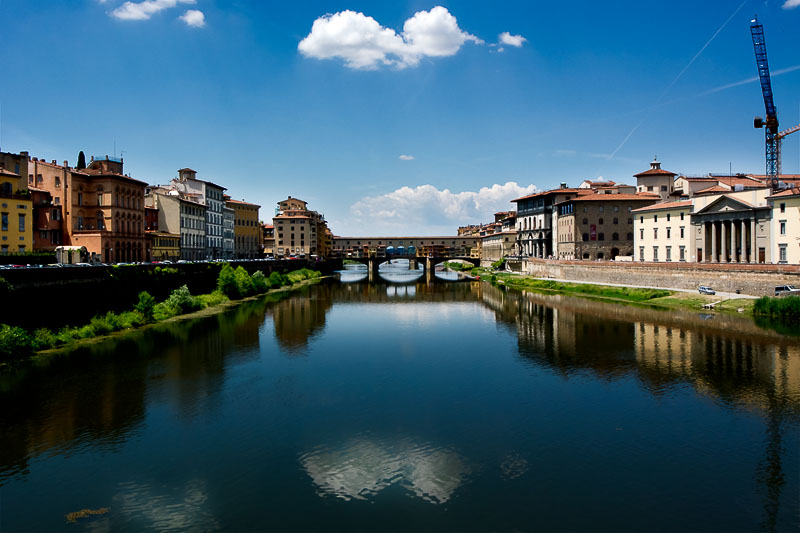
{"left": 0, "top": 278, "right": 798, "bottom": 531}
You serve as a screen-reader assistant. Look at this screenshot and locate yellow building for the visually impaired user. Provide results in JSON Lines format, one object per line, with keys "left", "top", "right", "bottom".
{"left": 768, "top": 188, "right": 800, "bottom": 264}
{"left": 0, "top": 166, "right": 33, "bottom": 255}
{"left": 225, "top": 197, "right": 261, "bottom": 259}
{"left": 147, "top": 231, "right": 180, "bottom": 262}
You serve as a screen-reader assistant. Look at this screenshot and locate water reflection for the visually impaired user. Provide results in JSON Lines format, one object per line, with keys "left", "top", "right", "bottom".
{"left": 300, "top": 438, "right": 467, "bottom": 504}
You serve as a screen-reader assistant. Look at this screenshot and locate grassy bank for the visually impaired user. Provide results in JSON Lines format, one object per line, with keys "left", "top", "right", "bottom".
{"left": 753, "top": 295, "right": 800, "bottom": 320}
{"left": 0, "top": 264, "right": 321, "bottom": 362}
{"left": 484, "top": 272, "right": 761, "bottom": 315}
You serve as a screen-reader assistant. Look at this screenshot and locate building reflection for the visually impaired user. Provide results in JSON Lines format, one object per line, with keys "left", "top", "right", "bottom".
{"left": 480, "top": 283, "right": 799, "bottom": 531}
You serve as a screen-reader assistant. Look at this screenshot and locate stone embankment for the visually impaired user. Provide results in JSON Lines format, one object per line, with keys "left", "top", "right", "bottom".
{"left": 498, "top": 258, "right": 800, "bottom": 297}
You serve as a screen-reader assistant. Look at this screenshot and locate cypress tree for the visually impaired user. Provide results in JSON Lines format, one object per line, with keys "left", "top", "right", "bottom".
{"left": 77, "top": 151, "right": 86, "bottom": 170}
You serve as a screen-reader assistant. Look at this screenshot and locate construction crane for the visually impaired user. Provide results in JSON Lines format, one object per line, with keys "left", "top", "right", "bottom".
{"left": 750, "top": 16, "right": 800, "bottom": 188}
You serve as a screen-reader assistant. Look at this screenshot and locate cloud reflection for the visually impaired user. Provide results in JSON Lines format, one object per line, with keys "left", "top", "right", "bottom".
{"left": 300, "top": 438, "right": 468, "bottom": 504}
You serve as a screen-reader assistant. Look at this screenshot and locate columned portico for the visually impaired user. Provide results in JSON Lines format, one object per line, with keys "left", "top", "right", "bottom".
{"left": 691, "top": 195, "right": 770, "bottom": 265}
{"left": 710, "top": 221, "right": 717, "bottom": 262}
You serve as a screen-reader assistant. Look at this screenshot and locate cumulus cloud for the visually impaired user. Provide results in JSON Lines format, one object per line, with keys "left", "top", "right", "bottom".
{"left": 298, "top": 6, "right": 482, "bottom": 70}
{"left": 347, "top": 182, "right": 537, "bottom": 235}
{"left": 499, "top": 32, "right": 526, "bottom": 47}
{"left": 399, "top": 154, "right": 415, "bottom": 160}
{"left": 111, "top": 0, "right": 195, "bottom": 21}
{"left": 783, "top": 0, "right": 800, "bottom": 8}
{"left": 179, "top": 9, "right": 205, "bottom": 27}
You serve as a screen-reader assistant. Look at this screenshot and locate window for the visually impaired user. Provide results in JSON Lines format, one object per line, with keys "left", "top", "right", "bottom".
{"left": 599, "top": 206, "right": 604, "bottom": 213}
{"left": 680, "top": 212, "right": 684, "bottom": 221}
{"left": 18, "top": 245, "right": 25, "bottom": 252}
{"left": 598, "top": 218, "right": 604, "bottom": 225}
{"left": 582, "top": 218, "right": 588, "bottom": 224}
{"left": 18, "top": 214, "right": 25, "bottom": 231}
{"left": 666, "top": 227, "right": 671, "bottom": 239}
{"left": 640, "top": 216, "right": 644, "bottom": 223}
{"left": 55, "top": 176, "right": 61, "bottom": 187}
{"left": 780, "top": 220, "right": 786, "bottom": 235}
{"left": 613, "top": 218, "right": 618, "bottom": 225}
{"left": 653, "top": 246, "right": 659, "bottom": 261}
{"left": 666, "top": 213, "right": 671, "bottom": 221}
{"left": 680, "top": 226, "right": 685, "bottom": 239}
{"left": 639, "top": 246, "right": 645, "bottom": 261}
{"left": 54, "top": 197, "right": 60, "bottom": 206}
{"left": 780, "top": 203, "right": 785, "bottom": 213}
{"left": 647, "top": 186, "right": 654, "bottom": 192}
{"left": 661, "top": 185, "right": 667, "bottom": 191}
{"left": 666, "top": 246, "right": 672, "bottom": 261}
{"left": 654, "top": 228, "right": 658, "bottom": 239}
{"left": 612, "top": 232, "right": 619, "bottom": 241}
{"left": 679, "top": 246, "right": 686, "bottom": 261}
{"left": 97, "top": 193, "right": 103, "bottom": 206}
{"left": 1, "top": 212, "right": 7, "bottom": 231}
{"left": 77, "top": 216, "right": 84, "bottom": 230}
{"left": 598, "top": 232, "right": 605, "bottom": 241}
{"left": 0, "top": 182, "right": 11, "bottom": 195}
{"left": 654, "top": 214, "right": 658, "bottom": 222}
{"left": 779, "top": 244, "right": 787, "bottom": 263}
{"left": 582, "top": 233, "right": 589, "bottom": 242}
{"left": 627, "top": 232, "right": 633, "bottom": 240}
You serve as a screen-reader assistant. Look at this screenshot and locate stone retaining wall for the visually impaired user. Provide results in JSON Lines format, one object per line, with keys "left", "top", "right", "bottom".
{"left": 518, "top": 259, "right": 800, "bottom": 296}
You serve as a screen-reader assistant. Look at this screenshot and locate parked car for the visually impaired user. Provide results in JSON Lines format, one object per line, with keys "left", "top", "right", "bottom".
{"left": 774, "top": 285, "right": 800, "bottom": 296}
{"left": 698, "top": 286, "right": 716, "bottom": 295}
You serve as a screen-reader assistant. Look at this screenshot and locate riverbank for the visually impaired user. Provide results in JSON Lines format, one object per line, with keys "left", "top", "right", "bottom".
{"left": 0, "top": 265, "right": 323, "bottom": 366}
{"left": 483, "top": 271, "right": 759, "bottom": 316}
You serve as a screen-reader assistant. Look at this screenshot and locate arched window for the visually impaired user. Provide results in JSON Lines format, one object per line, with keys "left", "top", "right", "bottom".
{"left": 0, "top": 182, "right": 11, "bottom": 195}
{"left": 598, "top": 232, "right": 605, "bottom": 241}
{"left": 613, "top": 217, "right": 618, "bottom": 225}
{"left": 627, "top": 232, "right": 634, "bottom": 240}
{"left": 612, "top": 232, "right": 619, "bottom": 241}
{"left": 598, "top": 218, "right": 604, "bottom": 225}
{"left": 97, "top": 211, "right": 105, "bottom": 230}
{"left": 582, "top": 233, "right": 589, "bottom": 242}
{"left": 582, "top": 218, "right": 588, "bottom": 224}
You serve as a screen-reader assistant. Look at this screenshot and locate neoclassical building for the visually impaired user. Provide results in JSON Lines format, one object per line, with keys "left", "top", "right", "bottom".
{"left": 691, "top": 192, "right": 772, "bottom": 263}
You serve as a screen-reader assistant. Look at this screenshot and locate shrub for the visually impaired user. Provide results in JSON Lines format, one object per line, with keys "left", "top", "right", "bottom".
{"left": 164, "top": 285, "right": 200, "bottom": 314}
{"left": 118, "top": 311, "right": 145, "bottom": 329}
{"left": 268, "top": 271, "right": 285, "bottom": 288}
{"left": 134, "top": 291, "right": 157, "bottom": 322}
{"left": 217, "top": 263, "right": 240, "bottom": 299}
{"left": 753, "top": 295, "right": 800, "bottom": 320}
{"left": 491, "top": 258, "right": 506, "bottom": 270}
{"left": 252, "top": 271, "right": 268, "bottom": 293}
{"left": 31, "top": 328, "right": 57, "bottom": 351}
{"left": 196, "top": 291, "right": 228, "bottom": 308}
{"left": 152, "top": 302, "right": 179, "bottom": 322}
{"left": 89, "top": 314, "right": 116, "bottom": 335}
{"left": 0, "top": 324, "right": 34, "bottom": 360}
{"left": 234, "top": 266, "right": 254, "bottom": 297}
{"left": 0, "top": 276, "right": 12, "bottom": 298}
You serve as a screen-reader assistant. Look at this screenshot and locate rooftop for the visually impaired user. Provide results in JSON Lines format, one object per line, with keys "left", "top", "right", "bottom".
{"left": 767, "top": 187, "right": 800, "bottom": 199}
{"left": 558, "top": 193, "right": 660, "bottom": 203}
{"left": 631, "top": 200, "right": 693, "bottom": 213}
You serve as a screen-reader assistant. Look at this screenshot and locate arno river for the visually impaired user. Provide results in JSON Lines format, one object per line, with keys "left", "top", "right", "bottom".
{"left": 1, "top": 269, "right": 798, "bottom": 531}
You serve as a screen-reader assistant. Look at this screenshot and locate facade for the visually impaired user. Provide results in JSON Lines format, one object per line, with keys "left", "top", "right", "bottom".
{"left": 0, "top": 166, "right": 33, "bottom": 254}
{"left": 632, "top": 201, "right": 694, "bottom": 262}
{"left": 481, "top": 230, "right": 517, "bottom": 263}
{"left": 513, "top": 187, "right": 586, "bottom": 259}
{"left": 262, "top": 224, "right": 274, "bottom": 256}
{"left": 146, "top": 189, "right": 206, "bottom": 261}
{"left": 273, "top": 197, "right": 329, "bottom": 258}
{"left": 634, "top": 159, "right": 676, "bottom": 201}
{"left": 171, "top": 169, "right": 226, "bottom": 259}
{"left": 30, "top": 188, "right": 62, "bottom": 251}
{"left": 556, "top": 193, "right": 660, "bottom": 260}
{"left": 226, "top": 197, "right": 261, "bottom": 259}
{"left": 768, "top": 188, "right": 800, "bottom": 264}
{"left": 147, "top": 231, "right": 180, "bottom": 262}
{"left": 223, "top": 205, "right": 235, "bottom": 259}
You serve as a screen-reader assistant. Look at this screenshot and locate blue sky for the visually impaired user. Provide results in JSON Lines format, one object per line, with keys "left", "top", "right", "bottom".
{"left": 1, "top": 0, "right": 799, "bottom": 235}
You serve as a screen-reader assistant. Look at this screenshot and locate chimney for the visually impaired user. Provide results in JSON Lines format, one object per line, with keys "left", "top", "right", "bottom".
{"left": 560, "top": 182, "right": 567, "bottom": 189}
{"left": 63, "top": 161, "right": 68, "bottom": 167}
{"left": 52, "top": 160, "right": 57, "bottom": 165}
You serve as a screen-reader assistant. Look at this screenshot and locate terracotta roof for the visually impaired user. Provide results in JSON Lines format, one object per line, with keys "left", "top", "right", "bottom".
{"left": 226, "top": 198, "right": 260, "bottom": 207}
{"left": 767, "top": 187, "right": 800, "bottom": 199}
{"left": 694, "top": 185, "right": 731, "bottom": 195}
{"left": 81, "top": 168, "right": 149, "bottom": 186}
{"left": 715, "top": 175, "right": 766, "bottom": 187}
{"left": 512, "top": 187, "right": 586, "bottom": 202}
{"left": 0, "top": 168, "right": 21, "bottom": 177}
{"left": 679, "top": 176, "right": 717, "bottom": 182}
{"left": 748, "top": 174, "right": 800, "bottom": 180}
{"left": 177, "top": 168, "right": 196, "bottom": 173}
{"left": 631, "top": 200, "right": 692, "bottom": 213}
{"left": 558, "top": 193, "right": 660, "bottom": 203}
{"left": 582, "top": 180, "right": 616, "bottom": 186}
{"left": 634, "top": 168, "right": 676, "bottom": 177}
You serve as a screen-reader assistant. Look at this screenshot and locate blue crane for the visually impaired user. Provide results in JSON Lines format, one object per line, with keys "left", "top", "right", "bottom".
{"left": 751, "top": 16, "right": 799, "bottom": 186}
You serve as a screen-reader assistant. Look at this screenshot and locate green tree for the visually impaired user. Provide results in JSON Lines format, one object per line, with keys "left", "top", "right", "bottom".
{"left": 134, "top": 291, "right": 157, "bottom": 321}
{"left": 217, "top": 263, "right": 240, "bottom": 299}
{"left": 77, "top": 151, "right": 86, "bottom": 170}
{"left": 234, "top": 266, "right": 254, "bottom": 297}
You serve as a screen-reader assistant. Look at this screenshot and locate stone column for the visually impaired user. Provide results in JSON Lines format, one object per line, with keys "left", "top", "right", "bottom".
{"left": 721, "top": 221, "right": 727, "bottom": 263}
{"left": 710, "top": 221, "right": 717, "bottom": 262}
{"left": 731, "top": 220, "right": 738, "bottom": 263}
{"left": 751, "top": 217, "right": 758, "bottom": 263}
{"left": 740, "top": 220, "right": 747, "bottom": 263}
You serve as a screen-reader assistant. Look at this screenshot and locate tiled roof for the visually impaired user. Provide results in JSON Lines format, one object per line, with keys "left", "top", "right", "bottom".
{"left": 512, "top": 187, "right": 586, "bottom": 202}
{"left": 631, "top": 200, "right": 692, "bottom": 213}
{"left": 226, "top": 198, "right": 260, "bottom": 207}
{"left": 767, "top": 187, "right": 800, "bottom": 199}
{"left": 694, "top": 185, "right": 731, "bottom": 195}
{"left": 0, "top": 168, "right": 21, "bottom": 177}
{"left": 559, "top": 193, "right": 660, "bottom": 203}
{"left": 634, "top": 168, "right": 676, "bottom": 177}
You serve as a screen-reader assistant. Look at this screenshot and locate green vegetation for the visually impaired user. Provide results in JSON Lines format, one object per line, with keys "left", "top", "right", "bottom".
{"left": 76, "top": 151, "right": 86, "bottom": 170}
{"left": 753, "top": 295, "right": 800, "bottom": 320}
{"left": 0, "top": 265, "right": 322, "bottom": 362}
{"left": 491, "top": 258, "right": 506, "bottom": 270}
{"left": 343, "top": 259, "right": 361, "bottom": 265}
{"left": 496, "top": 276, "right": 671, "bottom": 302}
{"left": 443, "top": 261, "right": 475, "bottom": 272}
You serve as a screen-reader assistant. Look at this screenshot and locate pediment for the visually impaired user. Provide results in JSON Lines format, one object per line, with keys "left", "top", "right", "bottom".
{"left": 695, "top": 195, "right": 754, "bottom": 215}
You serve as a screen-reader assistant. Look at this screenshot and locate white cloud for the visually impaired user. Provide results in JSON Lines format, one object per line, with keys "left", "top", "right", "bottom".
{"left": 298, "top": 6, "right": 482, "bottom": 70}
{"left": 399, "top": 154, "right": 415, "bottom": 160}
{"left": 499, "top": 32, "right": 526, "bottom": 47}
{"left": 179, "top": 9, "right": 205, "bottom": 27}
{"left": 110, "top": 0, "right": 195, "bottom": 21}
{"left": 346, "top": 181, "right": 537, "bottom": 235}
{"left": 783, "top": 0, "right": 800, "bottom": 8}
